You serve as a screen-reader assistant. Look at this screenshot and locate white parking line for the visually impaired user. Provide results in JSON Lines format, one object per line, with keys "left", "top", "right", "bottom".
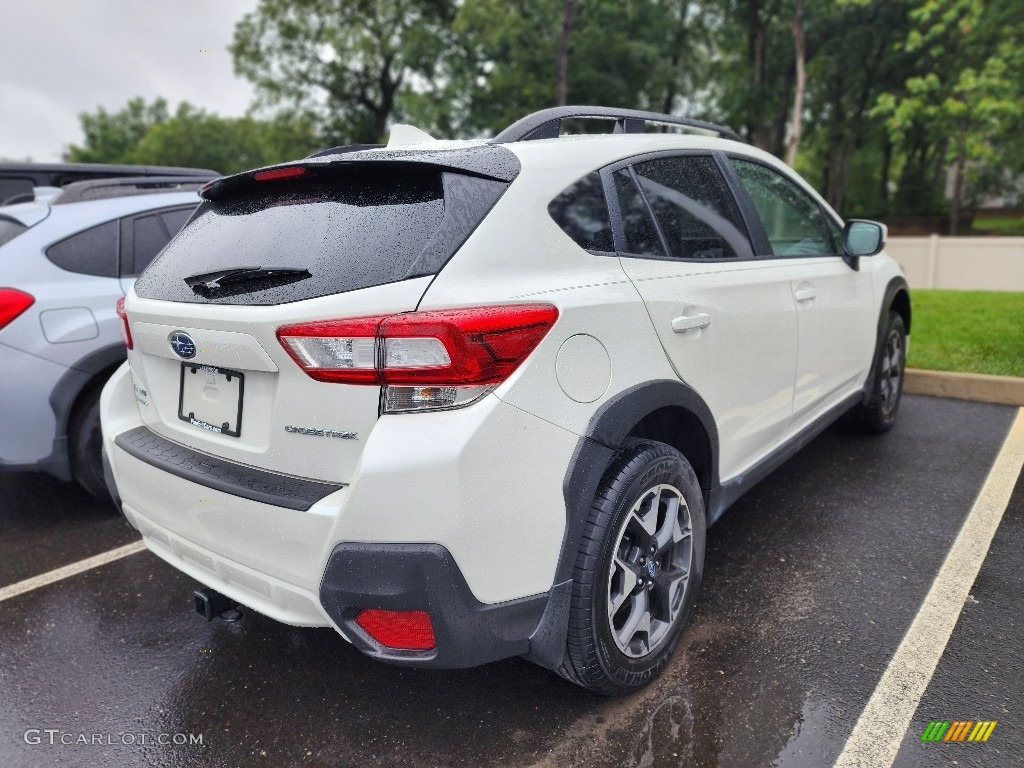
{"left": 0, "top": 540, "right": 148, "bottom": 604}
{"left": 834, "top": 407, "right": 1024, "bottom": 768}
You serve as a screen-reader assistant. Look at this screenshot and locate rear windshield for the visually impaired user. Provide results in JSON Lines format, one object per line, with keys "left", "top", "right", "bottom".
{"left": 0, "top": 216, "right": 28, "bottom": 247}
{"left": 133, "top": 165, "right": 508, "bottom": 305}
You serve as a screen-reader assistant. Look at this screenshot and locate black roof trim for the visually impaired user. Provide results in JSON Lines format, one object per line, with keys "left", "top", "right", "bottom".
{"left": 491, "top": 106, "right": 743, "bottom": 144}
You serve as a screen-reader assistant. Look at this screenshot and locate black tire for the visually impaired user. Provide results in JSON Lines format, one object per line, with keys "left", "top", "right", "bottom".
{"left": 69, "top": 385, "right": 108, "bottom": 500}
{"left": 558, "top": 439, "right": 706, "bottom": 695}
{"left": 846, "top": 310, "right": 906, "bottom": 434}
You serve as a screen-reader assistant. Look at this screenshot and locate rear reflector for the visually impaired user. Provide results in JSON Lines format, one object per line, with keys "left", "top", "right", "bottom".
{"left": 115, "top": 296, "right": 133, "bottom": 350}
{"left": 355, "top": 608, "right": 436, "bottom": 650}
{"left": 0, "top": 288, "right": 34, "bottom": 330}
{"left": 253, "top": 166, "right": 307, "bottom": 182}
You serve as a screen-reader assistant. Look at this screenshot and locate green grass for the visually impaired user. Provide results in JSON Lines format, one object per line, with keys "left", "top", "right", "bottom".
{"left": 908, "top": 289, "right": 1024, "bottom": 377}
{"left": 971, "top": 217, "right": 1024, "bottom": 236}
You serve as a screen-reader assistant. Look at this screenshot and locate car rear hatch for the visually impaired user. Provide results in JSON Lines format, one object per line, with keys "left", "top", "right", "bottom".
{"left": 124, "top": 152, "right": 517, "bottom": 485}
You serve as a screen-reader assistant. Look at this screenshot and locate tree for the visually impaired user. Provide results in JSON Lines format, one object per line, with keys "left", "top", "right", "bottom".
{"left": 130, "top": 104, "right": 321, "bottom": 174}
{"left": 874, "top": 0, "right": 1024, "bottom": 232}
{"left": 66, "top": 99, "right": 321, "bottom": 174}
{"left": 66, "top": 98, "right": 169, "bottom": 164}
{"left": 555, "top": 0, "right": 577, "bottom": 107}
{"left": 783, "top": 0, "right": 806, "bottom": 166}
{"left": 230, "top": 0, "right": 457, "bottom": 144}
{"left": 796, "top": 0, "right": 918, "bottom": 212}
{"left": 443, "top": 0, "right": 710, "bottom": 136}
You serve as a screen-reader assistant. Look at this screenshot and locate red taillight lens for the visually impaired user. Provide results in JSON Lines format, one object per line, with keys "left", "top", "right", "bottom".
{"left": 355, "top": 609, "right": 436, "bottom": 651}
{"left": 253, "top": 166, "right": 307, "bottom": 182}
{"left": 115, "top": 296, "right": 133, "bottom": 350}
{"left": 380, "top": 305, "right": 559, "bottom": 385}
{"left": 0, "top": 288, "right": 34, "bottom": 330}
{"left": 277, "top": 304, "right": 559, "bottom": 387}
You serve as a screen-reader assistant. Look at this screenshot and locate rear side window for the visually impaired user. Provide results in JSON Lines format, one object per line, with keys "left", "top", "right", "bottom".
{"left": 134, "top": 165, "right": 508, "bottom": 305}
{"left": 633, "top": 156, "right": 752, "bottom": 260}
{"left": 0, "top": 216, "right": 27, "bottom": 247}
{"left": 160, "top": 208, "right": 192, "bottom": 236}
{"left": 46, "top": 220, "right": 118, "bottom": 277}
{"left": 120, "top": 206, "right": 199, "bottom": 276}
{"left": 548, "top": 171, "right": 613, "bottom": 251}
{"left": 613, "top": 170, "right": 664, "bottom": 257}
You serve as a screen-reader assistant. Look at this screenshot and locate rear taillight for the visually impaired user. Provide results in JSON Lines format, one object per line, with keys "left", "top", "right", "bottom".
{"left": 277, "top": 304, "right": 558, "bottom": 412}
{"left": 0, "top": 288, "right": 34, "bottom": 330}
{"left": 116, "top": 296, "right": 133, "bottom": 350}
{"left": 355, "top": 609, "right": 436, "bottom": 650}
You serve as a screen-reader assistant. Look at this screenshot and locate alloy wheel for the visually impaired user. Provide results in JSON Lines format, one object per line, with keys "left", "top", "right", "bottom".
{"left": 607, "top": 484, "right": 693, "bottom": 658}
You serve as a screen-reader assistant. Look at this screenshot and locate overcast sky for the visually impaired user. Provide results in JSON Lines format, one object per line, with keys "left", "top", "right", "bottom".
{"left": 0, "top": 1, "right": 260, "bottom": 162}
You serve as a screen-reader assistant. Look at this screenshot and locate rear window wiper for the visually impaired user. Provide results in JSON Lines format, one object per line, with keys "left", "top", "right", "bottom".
{"left": 184, "top": 266, "right": 312, "bottom": 298}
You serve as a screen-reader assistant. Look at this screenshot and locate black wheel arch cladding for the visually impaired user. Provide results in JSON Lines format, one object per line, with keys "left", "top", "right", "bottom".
{"left": 527, "top": 379, "right": 718, "bottom": 671}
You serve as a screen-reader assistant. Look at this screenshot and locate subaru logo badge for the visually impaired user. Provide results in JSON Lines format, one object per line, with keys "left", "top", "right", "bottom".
{"left": 169, "top": 331, "right": 197, "bottom": 359}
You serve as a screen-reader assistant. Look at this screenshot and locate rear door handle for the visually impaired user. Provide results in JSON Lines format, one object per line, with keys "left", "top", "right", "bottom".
{"left": 794, "top": 287, "right": 817, "bottom": 302}
{"left": 671, "top": 313, "right": 711, "bottom": 332}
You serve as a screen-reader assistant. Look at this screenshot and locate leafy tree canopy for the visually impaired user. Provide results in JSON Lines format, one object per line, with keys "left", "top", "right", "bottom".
{"left": 66, "top": 98, "right": 320, "bottom": 174}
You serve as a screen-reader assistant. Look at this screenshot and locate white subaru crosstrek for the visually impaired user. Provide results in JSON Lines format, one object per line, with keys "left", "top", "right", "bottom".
{"left": 101, "top": 107, "right": 910, "bottom": 694}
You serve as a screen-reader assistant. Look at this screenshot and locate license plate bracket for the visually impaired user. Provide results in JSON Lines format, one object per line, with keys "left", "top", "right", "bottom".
{"left": 177, "top": 363, "right": 244, "bottom": 437}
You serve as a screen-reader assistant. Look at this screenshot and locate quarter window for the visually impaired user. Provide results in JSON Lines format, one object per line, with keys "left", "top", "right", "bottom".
{"left": 730, "top": 158, "right": 835, "bottom": 256}
{"left": 46, "top": 220, "right": 119, "bottom": 277}
{"left": 633, "top": 156, "right": 752, "bottom": 260}
{"left": 547, "top": 171, "right": 614, "bottom": 252}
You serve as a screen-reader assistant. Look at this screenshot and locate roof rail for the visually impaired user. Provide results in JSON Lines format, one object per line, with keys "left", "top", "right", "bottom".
{"left": 52, "top": 175, "right": 217, "bottom": 205}
{"left": 491, "top": 106, "right": 743, "bottom": 144}
{"left": 306, "top": 143, "right": 385, "bottom": 159}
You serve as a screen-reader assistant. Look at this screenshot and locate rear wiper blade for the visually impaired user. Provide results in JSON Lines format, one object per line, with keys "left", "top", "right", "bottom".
{"left": 184, "top": 266, "right": 311, "bottom": 296}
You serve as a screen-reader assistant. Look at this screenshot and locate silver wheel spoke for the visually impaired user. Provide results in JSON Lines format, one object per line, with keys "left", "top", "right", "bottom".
{"left": 616, "top": 589, "right": 650, "bottom": 649}
{"left": 654, "top": 494, "right": 680, "bottom": 550}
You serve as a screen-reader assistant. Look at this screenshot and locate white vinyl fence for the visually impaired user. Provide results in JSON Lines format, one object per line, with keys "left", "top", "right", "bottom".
{"left": 885, "top": 236, "right": 1024, "bottom": 291}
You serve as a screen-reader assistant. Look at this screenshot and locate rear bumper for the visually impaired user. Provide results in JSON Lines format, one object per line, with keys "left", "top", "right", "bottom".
{"left": 100, "top": 362, "right": 578, "bottom": 668}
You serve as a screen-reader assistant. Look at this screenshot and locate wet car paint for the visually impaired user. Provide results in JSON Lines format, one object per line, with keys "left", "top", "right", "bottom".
{"left": 0, "top": 394, "right": 1021, "bottom": 767}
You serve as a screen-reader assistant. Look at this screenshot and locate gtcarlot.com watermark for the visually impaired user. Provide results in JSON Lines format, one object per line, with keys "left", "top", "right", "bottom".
{"left": 24, "top": 729, "right": 204, "bottom": 747}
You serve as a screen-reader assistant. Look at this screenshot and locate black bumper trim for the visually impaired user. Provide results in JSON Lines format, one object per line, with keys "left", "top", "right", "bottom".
{"left": 320, "top": 543, "right": 549, "bottom": 669}
{"left": 113, "top": 426, "right": 343, "bottom": 512}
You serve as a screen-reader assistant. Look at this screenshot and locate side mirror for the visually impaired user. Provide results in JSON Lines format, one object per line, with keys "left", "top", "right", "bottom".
{"left": 842, "top": 219, "right": 887, "bottom": 270}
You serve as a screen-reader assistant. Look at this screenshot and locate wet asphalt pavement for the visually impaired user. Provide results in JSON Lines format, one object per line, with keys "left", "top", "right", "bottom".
{"left": 0, "top": 394, "right": 1021, "bottom": 768}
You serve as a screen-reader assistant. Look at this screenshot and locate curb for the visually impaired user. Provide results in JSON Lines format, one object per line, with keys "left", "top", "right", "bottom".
{"left": 905, "top": 368, "right": 1024, "bottom": 407}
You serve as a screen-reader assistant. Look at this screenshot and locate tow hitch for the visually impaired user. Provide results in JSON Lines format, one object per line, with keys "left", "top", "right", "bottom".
{"left": 193, "top": 587, "right": 242, "bottom": 622}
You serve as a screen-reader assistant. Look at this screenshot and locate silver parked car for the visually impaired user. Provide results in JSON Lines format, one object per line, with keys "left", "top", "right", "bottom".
{"left": 0, "top": 176, "right": 210, "bottom": 497}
